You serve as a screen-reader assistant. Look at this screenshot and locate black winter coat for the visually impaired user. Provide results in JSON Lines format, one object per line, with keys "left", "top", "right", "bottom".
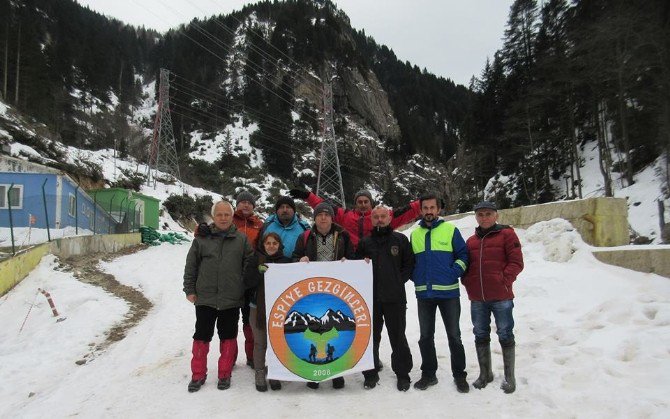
{"left": 244, "top": 249, "right": 292, "bottom": 329}
{"left": 355, "top": 225, "right": 413, "bottom": 303}
{"left": 292, "top": 223, "right": 355, "bottom": 261}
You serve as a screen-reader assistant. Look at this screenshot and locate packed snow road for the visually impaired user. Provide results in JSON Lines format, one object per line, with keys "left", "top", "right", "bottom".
{"left": 1, "top": 217, "right": 669, "bottom": 418}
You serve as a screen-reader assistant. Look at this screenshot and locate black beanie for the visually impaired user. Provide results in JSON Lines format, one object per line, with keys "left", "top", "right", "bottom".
{"left": 274, "top": 196, "right": 296, "bottom": 212}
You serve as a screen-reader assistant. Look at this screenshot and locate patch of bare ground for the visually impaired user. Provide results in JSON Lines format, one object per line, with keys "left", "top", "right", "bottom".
{"left": 58, "top": 244, "right": 153, "bottom": 365}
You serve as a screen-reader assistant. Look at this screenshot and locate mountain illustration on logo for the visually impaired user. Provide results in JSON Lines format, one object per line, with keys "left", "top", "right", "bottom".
{"left": 284, "top": 308, "right": 356, "bottom": 334}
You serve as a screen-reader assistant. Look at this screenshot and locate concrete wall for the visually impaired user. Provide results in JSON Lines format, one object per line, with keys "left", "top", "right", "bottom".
{"left": 497, "top": 198, "right": 628, "bottom": 247}
{"left": 0, "top": 233, "right": 142, "bottom": 297}
{"left": 49, "top": 233, "right": 141, "bottom": 259}
{"left": 445, "top": 197, "right": 628, "bottom": 247}
{"left": 0, "top": 243, "right": 50, "bottom": 296}
{"left": 592, "top": 248, "right": 670, "bottom": 278}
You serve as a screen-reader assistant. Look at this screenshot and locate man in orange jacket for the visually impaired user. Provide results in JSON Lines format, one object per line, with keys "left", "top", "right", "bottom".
{"left": 233, "top": 190, "right": 264, "bottom": 368}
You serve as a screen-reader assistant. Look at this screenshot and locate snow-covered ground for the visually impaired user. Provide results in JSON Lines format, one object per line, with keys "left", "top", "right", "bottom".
{"left": 1, "top": 217, "right": 668, "bottom": 418}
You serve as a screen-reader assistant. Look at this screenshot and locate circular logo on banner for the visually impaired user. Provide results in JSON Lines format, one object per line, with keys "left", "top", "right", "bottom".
{"left": 268, "top": 277, "right": 371, "bottom": 381}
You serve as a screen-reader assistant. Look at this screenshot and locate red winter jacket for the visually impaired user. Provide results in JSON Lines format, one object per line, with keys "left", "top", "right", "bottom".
{"left": 305, "top": 192, "right": 421, "bottom": 249}
{"left": 462, "top": 224, "right": 524, "bottom": 302}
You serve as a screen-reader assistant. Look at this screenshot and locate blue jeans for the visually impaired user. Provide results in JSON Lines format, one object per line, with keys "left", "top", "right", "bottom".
{"left": 417, "top": 298, "right": 466, "bottom": 379}
{"left": 470, "top": 299, "right": 515, "bottom": 344}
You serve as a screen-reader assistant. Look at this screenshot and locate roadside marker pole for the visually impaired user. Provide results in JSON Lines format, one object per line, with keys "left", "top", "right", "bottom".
{"left": 38, "top": 288, "right": 65, "bottom": 321}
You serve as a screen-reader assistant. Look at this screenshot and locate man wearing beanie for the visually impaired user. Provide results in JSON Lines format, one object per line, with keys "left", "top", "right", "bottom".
{"left": 234, "top": 190, "right": 263, "bottom": 248}
{"left": 258, "top": 195, "right": 310, "bottom": 257}
{"left": 289, "top": 188, "right": 422, "bottom": 249}
{"left": 293, "top": 201, "right": 355, "bottom": 390}
{"left": 234, "top": 190, "right": 264, "bottom": 369}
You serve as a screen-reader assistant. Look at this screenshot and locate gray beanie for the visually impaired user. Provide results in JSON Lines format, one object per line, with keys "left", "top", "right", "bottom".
{"left": 473, "top": 200, "right": 497, "bottom": 211}
{"left": 236, "top": 190, "right": 256, "bottom": 207}
{"left": 313, "top": 202, "right": 334, "bottom": 219}
{"left": 354, "top": 189, "right": 373, "bottom": 203}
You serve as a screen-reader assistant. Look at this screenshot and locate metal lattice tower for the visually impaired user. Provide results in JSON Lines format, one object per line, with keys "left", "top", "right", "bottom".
{"left": 147, "top": 68, "right": 181, "bottom": 185}
{"left": 316, "top": 74, "right": 346, "bottom": 208}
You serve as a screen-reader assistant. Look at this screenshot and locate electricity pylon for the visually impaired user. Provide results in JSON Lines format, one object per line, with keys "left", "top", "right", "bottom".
{"left": 316, "top": 72, "right": 345, "bottom": 208}
{"left": 147, "top": 68, "right": 181, "bottom": 186}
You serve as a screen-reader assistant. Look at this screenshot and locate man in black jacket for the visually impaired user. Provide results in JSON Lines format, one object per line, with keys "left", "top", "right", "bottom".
{"left": 356, "top": 205, "right": 414, "bottom": 391}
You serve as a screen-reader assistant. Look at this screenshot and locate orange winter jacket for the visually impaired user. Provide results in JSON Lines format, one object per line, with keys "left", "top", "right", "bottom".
{"left": 233, "top": 210, "right": 264, "bottom": 249}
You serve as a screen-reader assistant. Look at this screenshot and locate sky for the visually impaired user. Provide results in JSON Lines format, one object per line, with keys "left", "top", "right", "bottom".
{"left": 75, "top": 0, "right": 513, "bottom": 86}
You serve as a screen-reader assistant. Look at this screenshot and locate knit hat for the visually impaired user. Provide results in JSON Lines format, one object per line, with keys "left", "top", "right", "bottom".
{"left": 473, "top": 200, "right": 497, "bottom": 211}
{"left": 353, "top": 189, "right": 373, "bottom": 204}
{"left": 274, "top": 196, "right": 296, "bottom": 212}
{"left": 236, "top": 190, "right": 256, "bottom": 207}
{"left": 313, "top": 202, "right": 334, "bottom": 219}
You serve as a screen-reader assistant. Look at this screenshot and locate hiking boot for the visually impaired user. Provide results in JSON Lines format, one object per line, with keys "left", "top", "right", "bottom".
{"left": 187, "top": 377, "right": 206, "bottom": 393}
{"left": 217, "top": 377, "right": 231, "bottom": 390}
{"left": 269, "top": 380, "right": 282, "bottom": 391}
{"left": 413, "top": 375, "right": 438, "bottom": 390}
{"left": 363, "top": 374, "right": 379, "bottom": 389}
{"left": 397, "top": 377, "right": 411, "bottom": 392}
{"left": 306, "top": 382, "right": 320, "bottom": 389}
{"left": 332, "top": 377, "right": 345, "bottom": 389}
{"left": 454, "top": 376, "right": 470, "bottom": 393}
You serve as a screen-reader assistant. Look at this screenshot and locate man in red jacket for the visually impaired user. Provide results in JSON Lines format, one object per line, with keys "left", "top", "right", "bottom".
{"left": 461, "top": 201, "right": 524, "bottom": 394}
{"left": 289, "top": 188, "right": 421, "bottom": 249}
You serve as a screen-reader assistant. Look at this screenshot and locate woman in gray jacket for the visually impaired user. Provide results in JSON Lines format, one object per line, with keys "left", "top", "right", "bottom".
{"left": 183, "top": 200, "right": 254, "bottom": 392}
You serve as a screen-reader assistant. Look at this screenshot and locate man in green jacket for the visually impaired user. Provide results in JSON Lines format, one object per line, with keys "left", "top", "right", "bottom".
{"left": 183, "top": 200, "right": 254, "bottom": 392}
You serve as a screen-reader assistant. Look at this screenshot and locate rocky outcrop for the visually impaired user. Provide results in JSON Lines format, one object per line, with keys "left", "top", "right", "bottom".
{"left": 338, "top": 67, "right": 400, "bottom": 141}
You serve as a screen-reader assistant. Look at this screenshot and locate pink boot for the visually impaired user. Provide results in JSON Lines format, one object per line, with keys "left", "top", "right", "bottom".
{"left": 243, "top": 324, "right": 254, "bottom": 367}
{"left": 188, "top": 340, "right": 209, "bottom": 392}
{"left": 217, "top": 339, "right": 237, "bottom": 390}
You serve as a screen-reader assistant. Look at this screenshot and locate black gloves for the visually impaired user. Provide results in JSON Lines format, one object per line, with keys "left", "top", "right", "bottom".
{"left": 195, "top": 222, "right": 211, "bottom": 237}
{"left": 289, "top": 188, "right": 310, "bottom": 200}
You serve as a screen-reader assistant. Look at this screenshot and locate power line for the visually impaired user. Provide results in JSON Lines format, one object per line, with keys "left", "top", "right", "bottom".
{"left": 198, "top": 0, "right": 324, "bottom": 92}
{"left": 146, "top": 0, "right": 309, "bottom": 116}
{"left": 131, "top": 0, "right": 372, "bottom": 191}
{"left": 168, "top": 99, "right": 372, "bottom": 173}
{"left": 167, "top": 102, "right": 377, "bottom": 181}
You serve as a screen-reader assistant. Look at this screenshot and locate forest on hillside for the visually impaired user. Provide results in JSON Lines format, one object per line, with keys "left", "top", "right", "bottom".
{"left": 0, "top": 0, "right": 668, "bottom": 210}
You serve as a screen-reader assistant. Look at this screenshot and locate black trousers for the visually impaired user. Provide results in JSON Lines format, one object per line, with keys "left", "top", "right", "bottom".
{"left": 363, "top": 302, "right": 413, "bottom": 380}
{"left": 193, "top": 305, "right": 239, "bottom": 342}
{"left": 241, "top": 289, "right": 252, "bottom": 326}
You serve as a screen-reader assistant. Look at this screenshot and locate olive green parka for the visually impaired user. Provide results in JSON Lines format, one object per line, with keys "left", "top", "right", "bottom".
{"left": 183, "top": 224, "right": 254, "bottom": 310}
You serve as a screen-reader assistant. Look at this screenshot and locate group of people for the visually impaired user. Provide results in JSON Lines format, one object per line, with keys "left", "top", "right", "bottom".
{"left": 182, "top": 187, "right": 524, "bottom": 395}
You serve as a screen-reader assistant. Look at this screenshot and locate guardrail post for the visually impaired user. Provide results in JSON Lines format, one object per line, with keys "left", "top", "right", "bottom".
{"left": 41, "top": 178, "right": 51, "bottom": 242}
{"left": 8, "top": 183, "right": 15, "bottom": 255}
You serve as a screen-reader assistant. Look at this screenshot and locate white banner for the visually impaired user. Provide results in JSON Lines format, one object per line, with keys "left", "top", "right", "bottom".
{"left": 264, "top": 260, "right": 374, "bottom": 382}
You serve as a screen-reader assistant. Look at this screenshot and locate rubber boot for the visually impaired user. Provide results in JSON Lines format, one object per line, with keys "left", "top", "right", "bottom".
{"left": 472, "top": 343, "right": 494, "bottom": 389}
{"left": 255, "top": 367, "right": 267, "bottom": 392}
{"left": 188, "top": 340, "right": 209, "bottom": 392}
{"left": 243, "top": 323, "right": 254, "bottom": 368}
{"left": 269, "top": 379, "right": 282, "bottom": 391}
{"left": 218, "top": 339, "right": 236, "bottom": 390}
{"left": 500, "top": 341, "right": 516, "bottom": 394}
